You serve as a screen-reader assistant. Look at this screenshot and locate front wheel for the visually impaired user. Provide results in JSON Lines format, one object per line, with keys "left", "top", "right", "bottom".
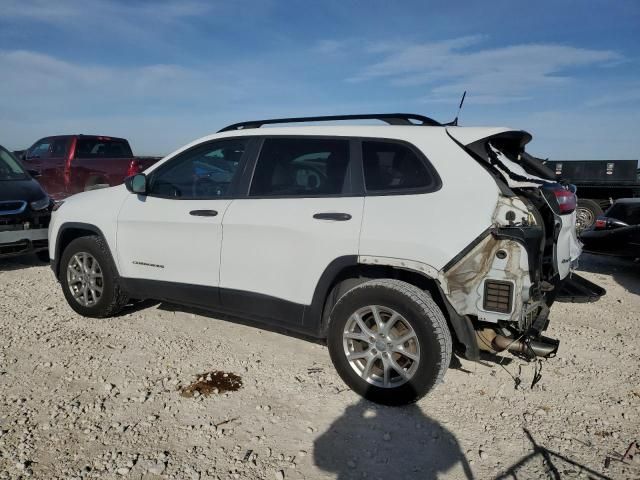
{"left": 327, "top": 279, "right": 452, "bottom": 406}
{"left": 59, "top": 236, "right": 128, "bottom": 318}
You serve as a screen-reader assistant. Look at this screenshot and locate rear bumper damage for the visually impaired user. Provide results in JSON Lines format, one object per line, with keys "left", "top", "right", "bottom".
{"left": 439, "top": 226, "right": 604, "bottom": 361}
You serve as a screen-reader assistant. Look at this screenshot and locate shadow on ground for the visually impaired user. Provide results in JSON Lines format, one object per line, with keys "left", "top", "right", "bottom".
{"left": 577, "top": 253, "right": 640, "bottom": 296}
{"left": 0, "top": 253, "right": 45, "bottom": 272}
{"left": 494, "top": 428, "right": 613, "bottom": 480}
{"left": 314, "top": 398, "right": 474, "bottom": 479}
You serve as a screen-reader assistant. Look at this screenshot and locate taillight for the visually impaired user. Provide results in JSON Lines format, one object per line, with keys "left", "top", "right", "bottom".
{"left": 127, "top": 159, "right": 141, "bottom": 177}
{"left": 594, "top": 218, "right": 607, "bottom": 229}
{"left": 553, "top": 188, "right": 577, "bottom": 214}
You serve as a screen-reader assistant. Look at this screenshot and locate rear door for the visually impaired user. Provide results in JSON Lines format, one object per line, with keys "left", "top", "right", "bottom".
{"left": 219, "top": 136, "right": 363, "bottom": 325}
{"left": 116, "top": 137, "right": 253, "bottom": 291}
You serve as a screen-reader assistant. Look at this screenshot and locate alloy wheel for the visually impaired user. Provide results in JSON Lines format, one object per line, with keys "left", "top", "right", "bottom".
{"left": 342, "top": 305, "right": 420, "bottom": 388}
{"left": 66, "top": 252, "right": 104, "bottom": 307}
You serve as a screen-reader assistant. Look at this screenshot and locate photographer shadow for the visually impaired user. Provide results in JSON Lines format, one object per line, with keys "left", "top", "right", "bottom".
{"left": 314, "top": 398, "right": 473, "bottom": 480}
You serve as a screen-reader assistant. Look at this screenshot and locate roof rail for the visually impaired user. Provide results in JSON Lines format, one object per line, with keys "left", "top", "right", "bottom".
{"left": 217, "top": 113, "right": 441, "bottom": 132}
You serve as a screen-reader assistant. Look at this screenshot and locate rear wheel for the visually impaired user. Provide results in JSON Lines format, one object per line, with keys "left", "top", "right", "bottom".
{"left": 60, "top": 236, "right": 128, "bottom": 318}
{"left": 576, "top": 199, "right": 603, "bottom": 232}
{"left": 327, "top": 279, "right": 452, "bottom": 406}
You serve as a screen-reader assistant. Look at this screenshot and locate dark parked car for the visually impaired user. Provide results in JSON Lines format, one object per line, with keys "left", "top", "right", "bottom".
{"left": 0, "top": 144, "right": 52, "bottom": 261}
{"left": 20, "top": 135, "right": 161, "bottom": 200}
{"left": 580, "top": 198, "right": 640, "bottom": 258}
{"left": 543, "top": 159, "right": 640, "bottom": 231}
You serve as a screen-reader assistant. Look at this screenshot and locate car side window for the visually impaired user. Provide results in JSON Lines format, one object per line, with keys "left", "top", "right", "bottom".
{"left": 147, "top": 138, "right": 248, "bottom": 199}
{"left": 362, "top": 140, "right": 436, "bottom": 193}
{"left": 250, "top": 138, "right": 350, "bottom": 197}
{"left": 50, "top": 138, "right": 68, "bottom": 158}
{"left": 29, "top": 139, "right": 52, "bottom": 159}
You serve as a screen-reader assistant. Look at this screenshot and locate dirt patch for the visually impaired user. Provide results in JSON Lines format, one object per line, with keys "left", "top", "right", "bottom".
{"left": 179, "top": 371, "right": 242, "bottom": 398}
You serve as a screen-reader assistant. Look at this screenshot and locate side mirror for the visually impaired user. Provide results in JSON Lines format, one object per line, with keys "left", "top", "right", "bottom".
{"left": 27, "top": 169, "right": 41, "bottom": 178}
{"left": 125, "top": 173, "right": 147, "bottom": 194}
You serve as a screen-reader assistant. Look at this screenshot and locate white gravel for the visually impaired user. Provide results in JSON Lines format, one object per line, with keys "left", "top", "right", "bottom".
{"left": 0, "top": 253, "right": 638, "bottom": 479}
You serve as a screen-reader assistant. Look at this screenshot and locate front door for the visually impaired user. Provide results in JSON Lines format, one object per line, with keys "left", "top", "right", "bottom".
{"left": 220, "top": 136, "right": 364, "bottom": 325}
{"left": 116, "top": 137, "right": 252, "bottom": 292}
{"left": 24, "top": 137, "right": 68, "bottom": 197}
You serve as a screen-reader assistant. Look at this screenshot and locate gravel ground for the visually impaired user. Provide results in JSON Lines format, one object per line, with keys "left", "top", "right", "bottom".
{"left": 0, "top": 253, "right": 638, "bottom": 480}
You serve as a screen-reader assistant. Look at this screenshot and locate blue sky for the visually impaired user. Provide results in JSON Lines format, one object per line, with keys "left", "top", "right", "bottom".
{"left": 1, "top": 0, "right": 639, "bottom": 158}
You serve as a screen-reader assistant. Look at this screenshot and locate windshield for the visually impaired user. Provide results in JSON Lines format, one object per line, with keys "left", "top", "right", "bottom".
{"left": 0, "top": 146, "right": 27, "bottom": 180}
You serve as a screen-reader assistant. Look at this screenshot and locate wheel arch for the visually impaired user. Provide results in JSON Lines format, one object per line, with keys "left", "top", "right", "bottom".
{"left": 307, "top": 257, "right": 479, "bottom": 360}
{"left": 52, "top": 222, "right": 116, "bottom": 280}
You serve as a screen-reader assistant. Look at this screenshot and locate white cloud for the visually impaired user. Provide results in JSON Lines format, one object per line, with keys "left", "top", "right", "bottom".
{"left": 349, "top": 37, "right": 622, "bottom": 103}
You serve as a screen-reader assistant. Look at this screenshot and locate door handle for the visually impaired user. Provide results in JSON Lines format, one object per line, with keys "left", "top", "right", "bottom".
{"left": 189, "top": 209, "right": 218, "bottom": 217}
{"left": 313, "top": 212, "right": 352, "bottom": 221}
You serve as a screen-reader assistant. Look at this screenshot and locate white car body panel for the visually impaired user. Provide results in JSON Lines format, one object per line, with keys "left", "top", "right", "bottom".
{"left": 555, "top": 210, "right": 583, "bottom": 279}
{"left": 48, "top": 186, "right": 126, "bottom": 265}
{"left": 116, "top": 194, "right": 232, "bottom": 286}
{"left": 358, "top": 130, "right": 500, "bottom": 271}
{"left": 220, "top": 197, "right": 364, "bottom": 305}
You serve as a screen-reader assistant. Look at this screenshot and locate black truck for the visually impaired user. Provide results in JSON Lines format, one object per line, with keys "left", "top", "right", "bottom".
{"left": 543, "top": 159, "right": 640, "bottom": 231}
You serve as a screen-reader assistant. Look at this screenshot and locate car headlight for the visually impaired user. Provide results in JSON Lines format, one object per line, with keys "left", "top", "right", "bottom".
{"left": 30, "top": 196, "right": 50, "bottom": 211}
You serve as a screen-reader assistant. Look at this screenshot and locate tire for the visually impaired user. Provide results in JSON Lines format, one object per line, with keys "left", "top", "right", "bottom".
{"left": 576, "top": 198, "right": 604, "bottom": 232}
{"left": 59, "top": 235, "right": 128, "bottom": 318}
{"left": 35, "top": 249, "right": 50, "bottom": 263}
{"left": 327, "top": 279, "right": 452, "bottom": 406}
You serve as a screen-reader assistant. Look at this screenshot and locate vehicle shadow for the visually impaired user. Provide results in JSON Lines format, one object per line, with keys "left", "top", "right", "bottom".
{"left": 577, "top": 253, "right": 640, "bottom": 296}
{"left": 0, "top": 254, "right": 46, "bottom": 272}
{"left": 314, "top": 398, "right": 474, "bottom": 479}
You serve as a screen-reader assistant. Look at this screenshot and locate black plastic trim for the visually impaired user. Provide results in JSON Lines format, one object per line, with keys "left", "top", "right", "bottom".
{"left": 120, "top": 278, "right": 312, "bottom": 335}
{"left": 189, "top": 210, "right": 218, "bottom": 217}
{"left": 492, "top": 226, "right": 544, "bottom": 280}
{"left": 313, "top": 213, "right": 352, "bottom": 221}
{"left": 433, "top": 283, "right": 480, "bottom": 361}
{"left": 305, "top": 255, "right": 359, "bottom": 335}
{"left": 52, "top": 222, "right": 112, "bottom": 279}
{"left": 442, "top": 227, "right": 493, "bottom": 272}
{"left": 218, "top": 113, "right": 442, "bottom": 132}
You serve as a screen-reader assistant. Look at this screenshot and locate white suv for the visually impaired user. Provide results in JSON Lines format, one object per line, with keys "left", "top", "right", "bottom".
{"left": 49, "top": 113, "right": 593, "bottom": 405}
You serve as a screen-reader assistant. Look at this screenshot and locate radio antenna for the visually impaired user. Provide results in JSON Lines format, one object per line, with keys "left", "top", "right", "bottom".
{"left": 451, "top": 90, "right": 467, "bottom": 126}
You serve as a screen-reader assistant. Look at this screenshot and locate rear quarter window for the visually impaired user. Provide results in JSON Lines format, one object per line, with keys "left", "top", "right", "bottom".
{"left": 362, "top": 140, "right": 440, "bottom": 194}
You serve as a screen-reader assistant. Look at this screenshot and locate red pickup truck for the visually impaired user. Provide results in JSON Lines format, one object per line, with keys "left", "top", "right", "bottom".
{"left": 21, "top": 135, "right": 161, "bottom": 200}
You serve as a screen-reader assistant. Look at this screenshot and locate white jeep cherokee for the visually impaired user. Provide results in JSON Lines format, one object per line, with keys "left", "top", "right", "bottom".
{"left": 49, "top": 114, "right": 599, "bottom": 405}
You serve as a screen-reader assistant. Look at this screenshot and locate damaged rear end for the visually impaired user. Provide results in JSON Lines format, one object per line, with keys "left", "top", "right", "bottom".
{"left": 441, "top": 128, "right": 605, "bottom": 360}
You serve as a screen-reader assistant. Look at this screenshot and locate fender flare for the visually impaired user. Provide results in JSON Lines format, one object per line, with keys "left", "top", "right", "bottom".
{"left": 305, "top": 255, "right": 480, "bottom": 360}
{"left": 52, "top": 222, "right": 114, "bottom": 279}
